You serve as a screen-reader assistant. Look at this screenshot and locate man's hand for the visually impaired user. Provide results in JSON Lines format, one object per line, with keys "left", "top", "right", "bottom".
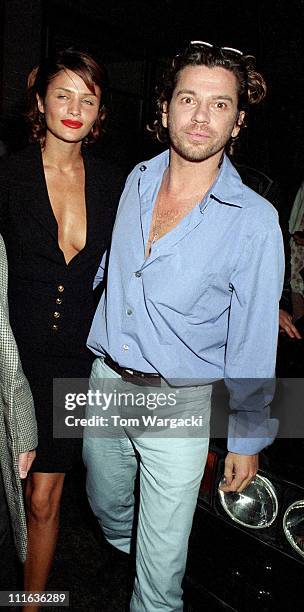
{"left": 279, "top": 309, "right": 302, "bottom": 339}
{"left": 219, "top": 452, "right": 259, "bottom": 493}
{"left": 18, "top": 450, "right": 36, "bottom": 479}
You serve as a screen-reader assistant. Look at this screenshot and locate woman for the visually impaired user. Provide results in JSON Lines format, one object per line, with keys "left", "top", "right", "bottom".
{"left": 0, "top": 234, "right": 37, "bottom": 588}
{"left": 0, "top": 48, "right": 123, "bottom": 601}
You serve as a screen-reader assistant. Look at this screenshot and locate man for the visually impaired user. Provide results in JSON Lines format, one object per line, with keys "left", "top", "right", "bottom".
{"left": 83, "top": 41, "right": 284, "bottom": 611}
{"left": 0, "top": 234, "right": 37, "bottom": 587}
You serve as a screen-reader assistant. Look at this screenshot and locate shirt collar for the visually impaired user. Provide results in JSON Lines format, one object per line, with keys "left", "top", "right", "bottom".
{"left": 141, "top": 150, "right": 244, "bottom": 209}
{"left": 210, "top": 154, "right": 244, "bottom": 208}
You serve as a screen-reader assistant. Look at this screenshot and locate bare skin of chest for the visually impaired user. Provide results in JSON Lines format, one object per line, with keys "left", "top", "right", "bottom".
{"left": 146, "top": 190, "right": 200, "bottom": 257}
{"left": 44, "top": 166, "right": 86, "bottom": 264}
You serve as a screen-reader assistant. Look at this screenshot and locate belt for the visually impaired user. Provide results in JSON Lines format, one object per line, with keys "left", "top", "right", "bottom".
{"left": 104, "top": 355, "right": 162, "bottom": 387}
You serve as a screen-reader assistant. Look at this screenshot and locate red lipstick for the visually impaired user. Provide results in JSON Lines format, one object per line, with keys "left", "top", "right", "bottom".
{"left": 61, "top": 120, "right": 83, "bottom": 129}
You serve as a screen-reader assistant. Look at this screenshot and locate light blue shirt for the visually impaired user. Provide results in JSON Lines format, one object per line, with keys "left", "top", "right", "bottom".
{"left": 88, "top": 151, "right": 285, "bottom": 454}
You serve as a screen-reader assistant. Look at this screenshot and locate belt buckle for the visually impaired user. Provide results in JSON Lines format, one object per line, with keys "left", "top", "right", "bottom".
{"left": 119, "top": 368, "right": 138, "bottom": 385}
{"left": 121, "top": 371, "right": 161, "bottom": 387}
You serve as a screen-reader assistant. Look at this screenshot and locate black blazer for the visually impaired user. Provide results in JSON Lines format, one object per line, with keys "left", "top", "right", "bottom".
{"left": 0, "top": 144, "right": 124, "bottom": 357}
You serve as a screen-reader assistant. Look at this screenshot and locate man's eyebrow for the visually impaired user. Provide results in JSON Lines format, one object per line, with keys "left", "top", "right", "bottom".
{"left": 175, "top": 89, "right": 197, "bottom": 96}
{"left": 54, "top": 87, "right": 97, "bottom": 96}
{"left": 175, "top": 90, "right": 234, "bottom": 103}
{"left": 210, "top": 95, "right": 233, "bottom": 102}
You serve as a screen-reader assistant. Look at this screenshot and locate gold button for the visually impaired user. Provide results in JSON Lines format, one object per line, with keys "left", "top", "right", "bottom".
{"left": 56, "top": 298, "right": 62, "bottom": 305}
{"left": 52, "top": 324, "right": 58, "bottom": 331}
{"left": 58, "top": 285, "right": 64, "bottom": 292}
{"left": 53, "top": 311, "right": 60, "bottom": 319}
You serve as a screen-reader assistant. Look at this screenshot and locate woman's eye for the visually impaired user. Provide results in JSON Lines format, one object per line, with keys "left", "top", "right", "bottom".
{"left": 82, "top": 99, "right": 94, "bottom": 105}
{"left": 215, "top": 102, "right": 227, "bottom": 109}
{"left": 57, "top": 95, "right": 68, "bottom": 99}
{"left": 182, "top": 97, "right": 194, "bottom": 104}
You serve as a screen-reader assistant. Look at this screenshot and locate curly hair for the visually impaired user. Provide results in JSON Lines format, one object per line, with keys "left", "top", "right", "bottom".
{"left": 26, "top": 48, "right": 108, "bottom": 146}
{"left": 148, "top": 42, "right": 267, "bottom": 149}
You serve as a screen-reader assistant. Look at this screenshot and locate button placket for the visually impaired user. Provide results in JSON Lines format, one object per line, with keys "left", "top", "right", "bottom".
{"left": 52, "top": 284, "right": 64, "bottom": 331}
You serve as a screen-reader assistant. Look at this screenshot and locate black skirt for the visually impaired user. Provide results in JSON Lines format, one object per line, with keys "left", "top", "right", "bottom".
{"left": 20, "top": 349, "right": 93, "bottom": 473}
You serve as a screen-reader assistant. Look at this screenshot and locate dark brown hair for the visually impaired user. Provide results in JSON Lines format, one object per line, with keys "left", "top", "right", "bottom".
{"left": 27, "top": 48, "right": 108, "bottom": 146}
{"left": 148, "top": 42, "right": 267, "bottom": 150}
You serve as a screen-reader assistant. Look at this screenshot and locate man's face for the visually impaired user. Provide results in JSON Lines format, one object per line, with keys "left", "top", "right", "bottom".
{"left": 162, "top": 65, "right": 245, "bottom": 163}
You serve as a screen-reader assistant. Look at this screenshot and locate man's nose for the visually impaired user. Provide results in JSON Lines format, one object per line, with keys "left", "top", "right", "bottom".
{"left": 191, "top": 101, "right": 210, "bottom": 123}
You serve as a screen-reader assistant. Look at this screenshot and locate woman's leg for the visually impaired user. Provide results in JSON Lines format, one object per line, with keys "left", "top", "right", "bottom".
{"left": 23, "top": 472, "right": 65, "bottom": 609}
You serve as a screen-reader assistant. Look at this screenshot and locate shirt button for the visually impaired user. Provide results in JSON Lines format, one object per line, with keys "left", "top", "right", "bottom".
{"left": 52, "top": 324, "right": 59, "bottom": 332}
{"left": 126, "top": 308, "right": 133, "bottom": 316}
{"left": 58, "top": 284, "right": 65, "bottom": 292}
{"left": 56, "top": 298, "right": 62, "bottom": 305}
{"left": 122, "top": 344, "right": 129, "bottom": 351}
{"left": 135, "top": 271, "right": 142, "bottom": 278}
{"left": 53, "top": 311, "right": 60, "bottom": 319}
{"left": 139, "top": 165, "right": 147, "bottom": 172}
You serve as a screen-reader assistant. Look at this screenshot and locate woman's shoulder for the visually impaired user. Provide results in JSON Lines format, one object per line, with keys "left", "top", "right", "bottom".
{"left": 1, "top": 144, "right": 41, "bottom": 179}
{"left": 83, "top": 147, "right": 126, "bottom": 190}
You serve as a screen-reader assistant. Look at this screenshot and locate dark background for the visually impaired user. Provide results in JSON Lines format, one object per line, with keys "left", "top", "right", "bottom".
{"left": 1, "top": 4, "right": 303, "bottom": 608}
{"left": 1, "top": 0, "right": 303, "bottom": 206}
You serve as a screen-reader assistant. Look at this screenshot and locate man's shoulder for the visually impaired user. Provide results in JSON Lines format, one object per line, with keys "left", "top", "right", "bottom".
{"left": 241, "top": 180, "right": 276, "bottom": 210}
{"left": 236, "top": 164, "right": 275, "bottom": 200}
{"left": 126, "top": 150, "right": 169, "bottom": 181}
{"left": 218, "top": 156, "right": 279, "bottom": 225}
{"left": 240, "top": 181, "right": 280, "bottom": 232}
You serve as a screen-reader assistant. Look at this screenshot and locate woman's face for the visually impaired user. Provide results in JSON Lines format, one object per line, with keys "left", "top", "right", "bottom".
{"left": 37, "top": 68, "right": 101, "bottom": 144}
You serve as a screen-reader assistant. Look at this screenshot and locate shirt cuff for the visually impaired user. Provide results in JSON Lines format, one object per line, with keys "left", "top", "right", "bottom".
{"left": 227, "top": 406, "right": 279, "bottom": 455}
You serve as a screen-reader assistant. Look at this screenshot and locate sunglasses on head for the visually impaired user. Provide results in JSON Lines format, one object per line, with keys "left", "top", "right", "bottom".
{"left": 189, "top": 40, "right": 243, "bottom": 56}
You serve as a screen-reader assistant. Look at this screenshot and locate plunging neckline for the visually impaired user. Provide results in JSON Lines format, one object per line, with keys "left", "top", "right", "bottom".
{"left": 38, "top": 146, "right": 89, "bottom": 266}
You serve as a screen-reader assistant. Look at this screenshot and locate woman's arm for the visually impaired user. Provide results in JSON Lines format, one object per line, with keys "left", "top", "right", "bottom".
{"left": 0, "top": 236, "right": 38, "bottom": 472}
